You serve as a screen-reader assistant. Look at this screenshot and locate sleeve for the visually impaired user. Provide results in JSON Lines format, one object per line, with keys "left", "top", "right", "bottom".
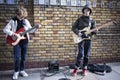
{"left": 24, "top": 19, "right": 37, "bottom": 33}
{"left": 72, "top": 18, "right": 79, "bottom": 35}
{"left": 3, "top": 20, "right": 14, "bottom": 36}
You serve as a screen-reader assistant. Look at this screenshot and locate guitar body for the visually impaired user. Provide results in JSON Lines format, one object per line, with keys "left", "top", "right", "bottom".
{"left": 6, "top": 27, "right": 25, "bottom": 46}
{"left": 73, "top": 27, "right": 90, "bottom": 43}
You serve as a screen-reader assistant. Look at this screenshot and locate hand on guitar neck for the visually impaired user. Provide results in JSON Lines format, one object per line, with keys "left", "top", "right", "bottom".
{"left": 34, "top": 24, "right": 42, "bottom": 32}
{"left": 36, "top": 24, "right": 42, "bottom": 28}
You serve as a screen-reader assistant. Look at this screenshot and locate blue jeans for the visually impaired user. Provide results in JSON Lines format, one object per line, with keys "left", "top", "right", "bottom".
{"left": 75, "top": 40, "right": 91, "bottom": 69}
{"left": 13, "top": 39, "right": 28, "bottom": 72}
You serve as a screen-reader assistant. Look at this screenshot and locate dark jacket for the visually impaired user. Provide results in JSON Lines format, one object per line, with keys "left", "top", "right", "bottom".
{"left": 72, "top": 15, "right": 96, "bottom": 36}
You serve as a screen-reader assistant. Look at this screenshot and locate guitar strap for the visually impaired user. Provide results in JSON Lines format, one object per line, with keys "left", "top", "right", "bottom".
{"left": 85, "top": 18, "right": 92, "bottom": 39}
{"left": 88, "top": 18, "right": 92, "bottom": 30}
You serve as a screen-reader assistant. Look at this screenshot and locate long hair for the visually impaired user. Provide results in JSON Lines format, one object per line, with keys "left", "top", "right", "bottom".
{"left": 15, "top": 6, "right": 28, "bottom": 17}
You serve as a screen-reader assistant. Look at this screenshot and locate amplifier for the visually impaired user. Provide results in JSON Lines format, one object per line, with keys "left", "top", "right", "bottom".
{"left": 48, "top": 60, "right": 59, "bottom": 72}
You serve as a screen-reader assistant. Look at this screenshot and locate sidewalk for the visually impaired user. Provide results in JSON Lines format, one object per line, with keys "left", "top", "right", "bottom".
{"left": 0, "top": 62, "right": 120, "bottom": 80}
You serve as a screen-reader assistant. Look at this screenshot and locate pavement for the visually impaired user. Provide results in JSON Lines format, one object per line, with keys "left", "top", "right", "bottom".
{"left": 0, "top": 62, "right": 120, "bottom": 80}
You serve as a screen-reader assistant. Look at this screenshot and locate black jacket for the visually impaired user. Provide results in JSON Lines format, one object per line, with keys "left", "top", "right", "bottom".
{"left": 72, "top": 15, "right": 96, "bottom": 36}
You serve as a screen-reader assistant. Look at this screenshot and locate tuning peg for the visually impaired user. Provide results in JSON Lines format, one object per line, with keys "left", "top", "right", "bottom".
{"left": 113, "top": 21, "right": 117, "bottom": 26}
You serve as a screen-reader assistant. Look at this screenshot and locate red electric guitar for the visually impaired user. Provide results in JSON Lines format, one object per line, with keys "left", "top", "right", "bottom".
{"left": 6, "top": 25, "right": 39, "bottom": 46}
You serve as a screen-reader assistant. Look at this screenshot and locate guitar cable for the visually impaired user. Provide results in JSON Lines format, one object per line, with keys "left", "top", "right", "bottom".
{"left": 40, "top": 45, "right": 85, "bottom": 80}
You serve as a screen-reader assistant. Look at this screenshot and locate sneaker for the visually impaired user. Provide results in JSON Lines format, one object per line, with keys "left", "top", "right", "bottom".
{"left": 82, "top": 69, "right": 87, "bottom": 76}
{"left": 73, "top": 69, "right": 78, "bottom": 76}
{"left": 19, "top": 71, "right": 28, "bottom": 77}
{"left": 13, "top": 72, "right": 19, "bottom": 80}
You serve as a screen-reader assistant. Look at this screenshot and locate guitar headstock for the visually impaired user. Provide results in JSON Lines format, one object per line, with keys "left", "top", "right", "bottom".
{"left": 34, "top": 24, "right": 42, "bottom": 29}
{"left": 104, "top": 21, "right": 114, "bottom": 26}
{"left": 109, "top": 18, "right": 120, "bottom": 26}
{"left": 113, "top": 20, "right": 120, "bottom": 26}
{"left": 105, "top": 20, "right": 120, "bottom": 26}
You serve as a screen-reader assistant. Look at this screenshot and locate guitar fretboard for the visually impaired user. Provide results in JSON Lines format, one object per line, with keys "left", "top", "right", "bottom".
{"left": 22, "top": 25, "right": 38, "bottom": 35}
{"left": 89, "top": 22, "right": 113, "bottom": 33}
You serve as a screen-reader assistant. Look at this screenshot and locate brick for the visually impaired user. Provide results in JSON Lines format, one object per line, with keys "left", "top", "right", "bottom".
{"left": 0, "top": 0, "right": 120, "bottom": 70}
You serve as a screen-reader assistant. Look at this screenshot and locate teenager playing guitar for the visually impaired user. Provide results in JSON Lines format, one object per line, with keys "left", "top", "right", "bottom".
{"left": 3, "top": 6, "right": 41, "bottom": 80}
{"left": 72, "top": 4, "right": 115, "bottom": 76}
{"left": 72, "top": 4, "right": 97, "bottom": 76}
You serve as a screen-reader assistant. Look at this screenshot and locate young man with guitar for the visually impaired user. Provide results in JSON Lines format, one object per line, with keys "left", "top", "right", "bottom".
{"left": 72, "top": 4, "right": 115, "bottom": 76}
{"left": 3, "top": 6, "right": 41, "bottom": 79}
{"left": 72, "top": 4, "right": 97, "bottom": 76}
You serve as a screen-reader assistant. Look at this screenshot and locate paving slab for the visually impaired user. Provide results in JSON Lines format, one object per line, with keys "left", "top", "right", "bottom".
{"left": 0, "top": 62, "right": 120, "bottom": 80}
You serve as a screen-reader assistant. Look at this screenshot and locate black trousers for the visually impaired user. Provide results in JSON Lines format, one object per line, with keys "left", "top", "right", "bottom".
{"left": 75, "top": 40, "right": 91, "bottom": 69}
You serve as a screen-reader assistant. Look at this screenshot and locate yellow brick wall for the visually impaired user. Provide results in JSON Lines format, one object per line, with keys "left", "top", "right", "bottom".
{"left": 0, "top": 0, "right": 120, "bottom": 70}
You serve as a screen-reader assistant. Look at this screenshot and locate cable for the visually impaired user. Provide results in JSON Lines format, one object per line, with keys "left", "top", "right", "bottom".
{"left": 40, "top": 67, "right": 70, "bottom": 77}
{"left": 40, "top": 66, "right": 85, "bottom": 80}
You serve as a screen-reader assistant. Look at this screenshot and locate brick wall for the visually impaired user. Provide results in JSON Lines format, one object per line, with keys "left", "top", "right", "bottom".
{"left": 0, "top": 0, "right": 120, "bottom": 70}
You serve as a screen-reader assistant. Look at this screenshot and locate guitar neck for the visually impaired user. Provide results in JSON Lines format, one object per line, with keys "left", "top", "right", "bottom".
{"left": 89, "top": 22, "right": 113, "bottom": 33}
{"left": 21, "top": 20, "right": 52, "bottom": 35}
{"left": 21, "top": 20, "right": 54, "bottom": 35}
{"left": 22, "top": 25, "right": 38, "bottom": 35}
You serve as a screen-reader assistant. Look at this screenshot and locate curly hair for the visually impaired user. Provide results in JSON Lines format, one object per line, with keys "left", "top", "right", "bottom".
{"left": 15, "top": 6, "right": 28, "bottom": 17}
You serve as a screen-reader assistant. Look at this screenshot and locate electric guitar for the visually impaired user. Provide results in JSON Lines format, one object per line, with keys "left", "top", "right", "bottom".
{"left": 73, "top": 21, "right": 116, "bottom": 43}
{"left": 6, "top": 25, "right": 40, "bottom": 46}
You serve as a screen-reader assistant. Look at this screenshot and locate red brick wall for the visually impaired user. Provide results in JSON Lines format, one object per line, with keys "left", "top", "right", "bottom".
{"left": 0, "top": 0, "right": 120, "bottom": 71}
